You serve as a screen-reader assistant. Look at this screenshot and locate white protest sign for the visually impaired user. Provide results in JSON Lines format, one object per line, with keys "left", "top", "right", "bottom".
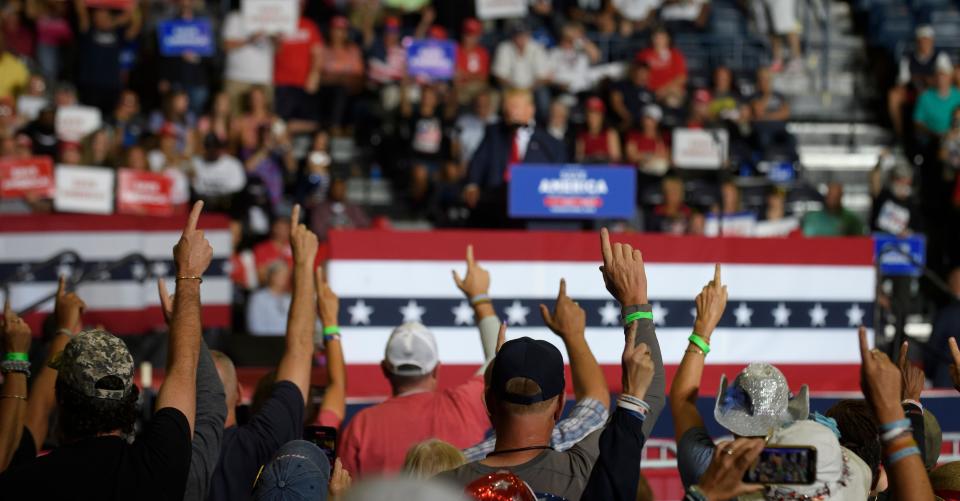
{"left": 672, "top": 128, "right": 728, "bottom": 169}
{"left": 17, "top": 95, "right": 48, "bottom": 121}
{"left": 241, "top": 0, "right": 298, "bottom": 35}
{"left": 54, "top": 165, "right": 115, "bottom": 215}
{"left": 475, "top": 0, "right": 527, "bottom": 19}
{"left": 55, "top": 105, "right": 102, "bottom": 142}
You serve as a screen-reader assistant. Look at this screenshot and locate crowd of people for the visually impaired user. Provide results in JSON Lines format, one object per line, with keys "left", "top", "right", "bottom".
{"left": 0, "top": 0, "right": 817, "bottom": 233}
{"left": 0, "top": 201, "right": 956, "bottom": 501}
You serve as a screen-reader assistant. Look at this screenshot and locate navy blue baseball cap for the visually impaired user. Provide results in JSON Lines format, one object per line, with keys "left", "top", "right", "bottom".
{"left": 254, "top": 440, "right": 331, "bottom": 501}
{"left": 491, "top": 337, "right": 565, "bottom": 405}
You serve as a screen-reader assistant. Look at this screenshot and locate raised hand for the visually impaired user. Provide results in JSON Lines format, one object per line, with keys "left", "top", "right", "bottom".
{"left": 898, "top": 341, "right": 924, "bottom": 401}
{"left": 599, "top": 228, "right": 647, "bottom": 305}
{"left": 694, "top": 264, "right": 728, "bottom": 341}
{"left": 621, "top": 322, "right": 655, "bottom": 399}
{"left": 539, "top": 278, "right": 586, "bottom": 340}
{"left": 859, "top": 326, "right": 904, "bottom": 422}
{"left": 173, "top": 201, "right": 214, "bottom": 278}
{"left": 2, "top": 296, "right": 31, "bottom": 354}
{"left": 290, "top": 204, "right": 319, "bottom": 266}
{"left": 948, "top": 337, "right": 960, "bottom": 394}
{"left": 315, "top": 267, "right": 339, "bottom": 327}
{"left": 452, "top": 244, "right": 490, "bottom": 298}
{"left": 329, "top": 458, "right": 352, "bottom": 498}
{"left": 54, "top": 275, "right": 86, "bottom": 332}
{"left": 696, "top": 438, "right": 765, "bottom": 501}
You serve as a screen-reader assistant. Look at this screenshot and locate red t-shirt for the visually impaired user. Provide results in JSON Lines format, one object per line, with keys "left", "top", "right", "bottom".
{"left": 578, "top": 129, "right": 611, "bottom": 160}
{"left": 626, "top": 130, "right": 666, "bottom": 154}
{"left": 338, "top": 375, "right": 489, "bottom": 477}
{"left": 636, "top": 48, "right": 687, "bottom": 92}
{"left": 274, "top": 18, "right": 322, "bottom": 87}
{"left": 456, "top": 45, "right": 490, "bottom": 80}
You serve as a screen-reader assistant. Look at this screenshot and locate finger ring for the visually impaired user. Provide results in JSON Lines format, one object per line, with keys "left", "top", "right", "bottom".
{"left": 724, "top": 448, "right": 735, "bottom": 456}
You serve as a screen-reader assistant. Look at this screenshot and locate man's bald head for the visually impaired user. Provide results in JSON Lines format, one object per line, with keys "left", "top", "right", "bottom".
{"left": 211, "top": 350, "right": 240, "bottom": 409}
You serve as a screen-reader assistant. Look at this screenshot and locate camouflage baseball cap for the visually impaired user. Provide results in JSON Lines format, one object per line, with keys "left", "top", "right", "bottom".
{"left": 50, "top": 329, "right": 135, "bottom": 400}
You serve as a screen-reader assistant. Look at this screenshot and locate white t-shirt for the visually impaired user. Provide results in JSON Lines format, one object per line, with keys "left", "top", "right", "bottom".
{"left": 548, "top": 46, "right": 592, "bottom": 93}
{"left": 222, "top": 11, "right": 275, "bottom": 84}
{"left": 660, "top": 0, "right": 709, "bottom": 21}
{"left": 191, "top": 154, "right": 246, "bottom": 196}
{"left": 612, "top": 0, "right": 661, "bottom": 20}
{"left": 492, "top": 40, "right": 550, "bottom": 89}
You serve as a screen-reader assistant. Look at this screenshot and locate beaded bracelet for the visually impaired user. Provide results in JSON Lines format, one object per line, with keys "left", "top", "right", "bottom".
{"left": 0, "top": 360, "right": 31, "bottom": 378}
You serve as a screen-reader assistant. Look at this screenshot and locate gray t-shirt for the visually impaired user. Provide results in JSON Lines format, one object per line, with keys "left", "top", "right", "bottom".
{"left": 438, "top": 429, "right": 602, "bottom": 501}
{"left": 677, "top": 426, "right": 715, "bottom": 489}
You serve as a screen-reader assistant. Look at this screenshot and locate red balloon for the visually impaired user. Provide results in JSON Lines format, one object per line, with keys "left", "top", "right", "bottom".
{"left": 465, "top": 472, "right": 536, "bottom": 501}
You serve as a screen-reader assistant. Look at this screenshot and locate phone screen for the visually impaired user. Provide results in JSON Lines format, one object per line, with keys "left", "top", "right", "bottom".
{"left": 303, "top": 425, "right": 337, "bottom": 471}
{"left": 743, "top": 446, "right": 817, "bottom": 485}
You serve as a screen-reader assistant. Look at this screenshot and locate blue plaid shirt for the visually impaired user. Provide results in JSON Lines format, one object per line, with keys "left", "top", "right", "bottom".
{"left": 461, "top": 397, "right": 609, "bottom": 462}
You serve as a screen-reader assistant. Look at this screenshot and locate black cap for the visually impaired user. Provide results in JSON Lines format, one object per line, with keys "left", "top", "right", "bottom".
{"left": 491, "top": 337, "right": 565, "bottom": 405}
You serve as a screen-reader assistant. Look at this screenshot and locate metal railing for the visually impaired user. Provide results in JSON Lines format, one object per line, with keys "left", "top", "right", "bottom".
{"left": 1, "top": 250, "right": 154, "bottom": 317}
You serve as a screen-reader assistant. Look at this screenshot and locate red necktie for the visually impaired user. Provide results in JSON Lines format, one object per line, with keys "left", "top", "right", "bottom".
{"left": 505, "top": 132, "right": 520, "bottom": 182}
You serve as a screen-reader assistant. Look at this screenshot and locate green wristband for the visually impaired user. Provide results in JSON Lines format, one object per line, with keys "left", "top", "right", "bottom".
{"left": 323, "top": 325, "right": 340, "bottom": 335}
{"left": 688, "top": 333, "right": 711, "bottom": 355}
{"left": 623, "top": 311, "right": 653, "bottom": 325}
{"left": 4, "top": 352, "right": 28, "bottom": 362}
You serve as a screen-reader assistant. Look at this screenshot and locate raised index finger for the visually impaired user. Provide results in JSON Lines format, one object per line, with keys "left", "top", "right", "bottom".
{"left": 950, "top": 337, "right": 960, "bottom": 365}
{"left": 57, "top": 274, "right": 66, "bottom": 297}
{"left": 600, "top": 228, "right": 613, "bottom": 264}
{"left": 713, "top": 263, "right": 722, "bottom": 286}
{"left": 558, "top": 278, "right": 566, "bottom": 300}
{"left": 466, "top": 244, "right": 475, "bottom": 267}
{"left": 185, "top": 200, "right": 204, "bottom": 232}
{"left": 858, "top": 326, "right": 871, "bottom": 364}
{"left": 898, "top": 341, "right": 909, "bottom": 370}
{"left": 292, "top": 204, "right": 302, "bottom": 228}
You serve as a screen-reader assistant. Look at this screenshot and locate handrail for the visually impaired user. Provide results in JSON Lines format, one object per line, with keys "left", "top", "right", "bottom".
{"left": 4, "top": 251, "right": 155, "bottom": 317}
{"left": 0, "top": 250, "right": 83, "bottom": 291}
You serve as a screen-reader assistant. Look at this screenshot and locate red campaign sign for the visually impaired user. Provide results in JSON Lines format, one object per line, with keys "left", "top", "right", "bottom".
{"left": 84, "top": 0, "right": 133, "bottom": 9}
{"left": 0, "top": 157, "right": 55, "bottom": 199}
{"left": 116, "top": 169, "right": 174, "bottom": 216}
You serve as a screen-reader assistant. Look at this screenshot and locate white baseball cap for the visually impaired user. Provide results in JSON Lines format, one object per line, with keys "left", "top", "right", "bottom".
{"left": 384, "top": 322, "right": 439, "bottom": 376}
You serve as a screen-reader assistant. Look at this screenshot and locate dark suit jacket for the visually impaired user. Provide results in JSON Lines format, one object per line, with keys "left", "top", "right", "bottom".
{"left": 466, "top": 123, "right": 567, "bottom": 190}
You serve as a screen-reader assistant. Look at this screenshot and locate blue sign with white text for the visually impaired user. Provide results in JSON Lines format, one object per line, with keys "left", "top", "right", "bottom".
{"left": 157, "top": 19, "right": 214, "bottom": 57}
{"left": 874, "top": 234, "right": 926, "bottom": 276}
{"left": 508, "top": 164, "right": 637, "bottom": 219}
{"left": 406, "top": 39, "right": 456, "bottom": 80}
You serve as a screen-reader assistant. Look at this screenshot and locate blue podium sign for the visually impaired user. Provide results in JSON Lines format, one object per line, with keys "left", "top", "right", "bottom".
{"left": 157, "top": 19, "right": 215, "bottom": 57}
{"left": 508, "top": 164, "right": 637, "bottom": 219}
{"left": 874, "top": 234, "right": 926, "bottom": 276}
{"left": 406, "top": 40, "right": 456, "bottom": 80}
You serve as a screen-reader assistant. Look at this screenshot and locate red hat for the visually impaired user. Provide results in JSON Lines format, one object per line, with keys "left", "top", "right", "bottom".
{"left": 586, "top": 96, "right": 605, "bottom": 113}
{"left": 693, "top": 88, "right": 712, "bottom": 104}
{"left": 384, "top": 16, "right": 400, "bottom": 31}
{"left": 158, "top": 122, "right": 178, "bottom": 138}
{"left": 428, "top": 24, "right": 447, "bottom": 40}
{"left": 463, "top": 18, "right": 482, "bottom": 36}
{"left": 330, "top": 16, "right": 349, "bottom": 30}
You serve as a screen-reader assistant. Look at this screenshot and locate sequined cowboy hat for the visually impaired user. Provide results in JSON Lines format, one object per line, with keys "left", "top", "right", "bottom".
{"left": 715, "top": 363, "right": 810, "bottom": 437}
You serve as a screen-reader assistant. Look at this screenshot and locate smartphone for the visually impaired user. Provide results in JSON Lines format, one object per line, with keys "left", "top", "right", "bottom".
{"left": 743, "top": 446, "right": 817, "bottom": 484}
{"left": 303, "top": 425, "right": 337, "bottom": 472}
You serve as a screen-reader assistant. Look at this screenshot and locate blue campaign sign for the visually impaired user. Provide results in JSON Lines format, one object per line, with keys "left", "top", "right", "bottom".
{"left": 508, "top": 164, "right": 637, "bottom": 219}
{"left": 406, "top": 40, "right": 456, "bottom": 80}
{"left": 157, "top": 19, "right": 214, "bottom": 57}
{"left": 874, "top": 234, "right": 926, "bottom": 276}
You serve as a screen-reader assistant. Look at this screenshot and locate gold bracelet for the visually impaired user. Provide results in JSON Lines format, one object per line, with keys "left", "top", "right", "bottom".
{"left": 175, "top": 276, "right": 203, "bottom": 283}
{"left": 685, "top": 348, "right": 705, "bottom": 356}
{"left": 0, "top": 394, "right": 27, "bottom": 400}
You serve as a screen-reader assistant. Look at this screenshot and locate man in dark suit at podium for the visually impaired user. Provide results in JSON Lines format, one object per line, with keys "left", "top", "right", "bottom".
{"left": 464, "top": 88, "right": 567, "bottom": 227}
